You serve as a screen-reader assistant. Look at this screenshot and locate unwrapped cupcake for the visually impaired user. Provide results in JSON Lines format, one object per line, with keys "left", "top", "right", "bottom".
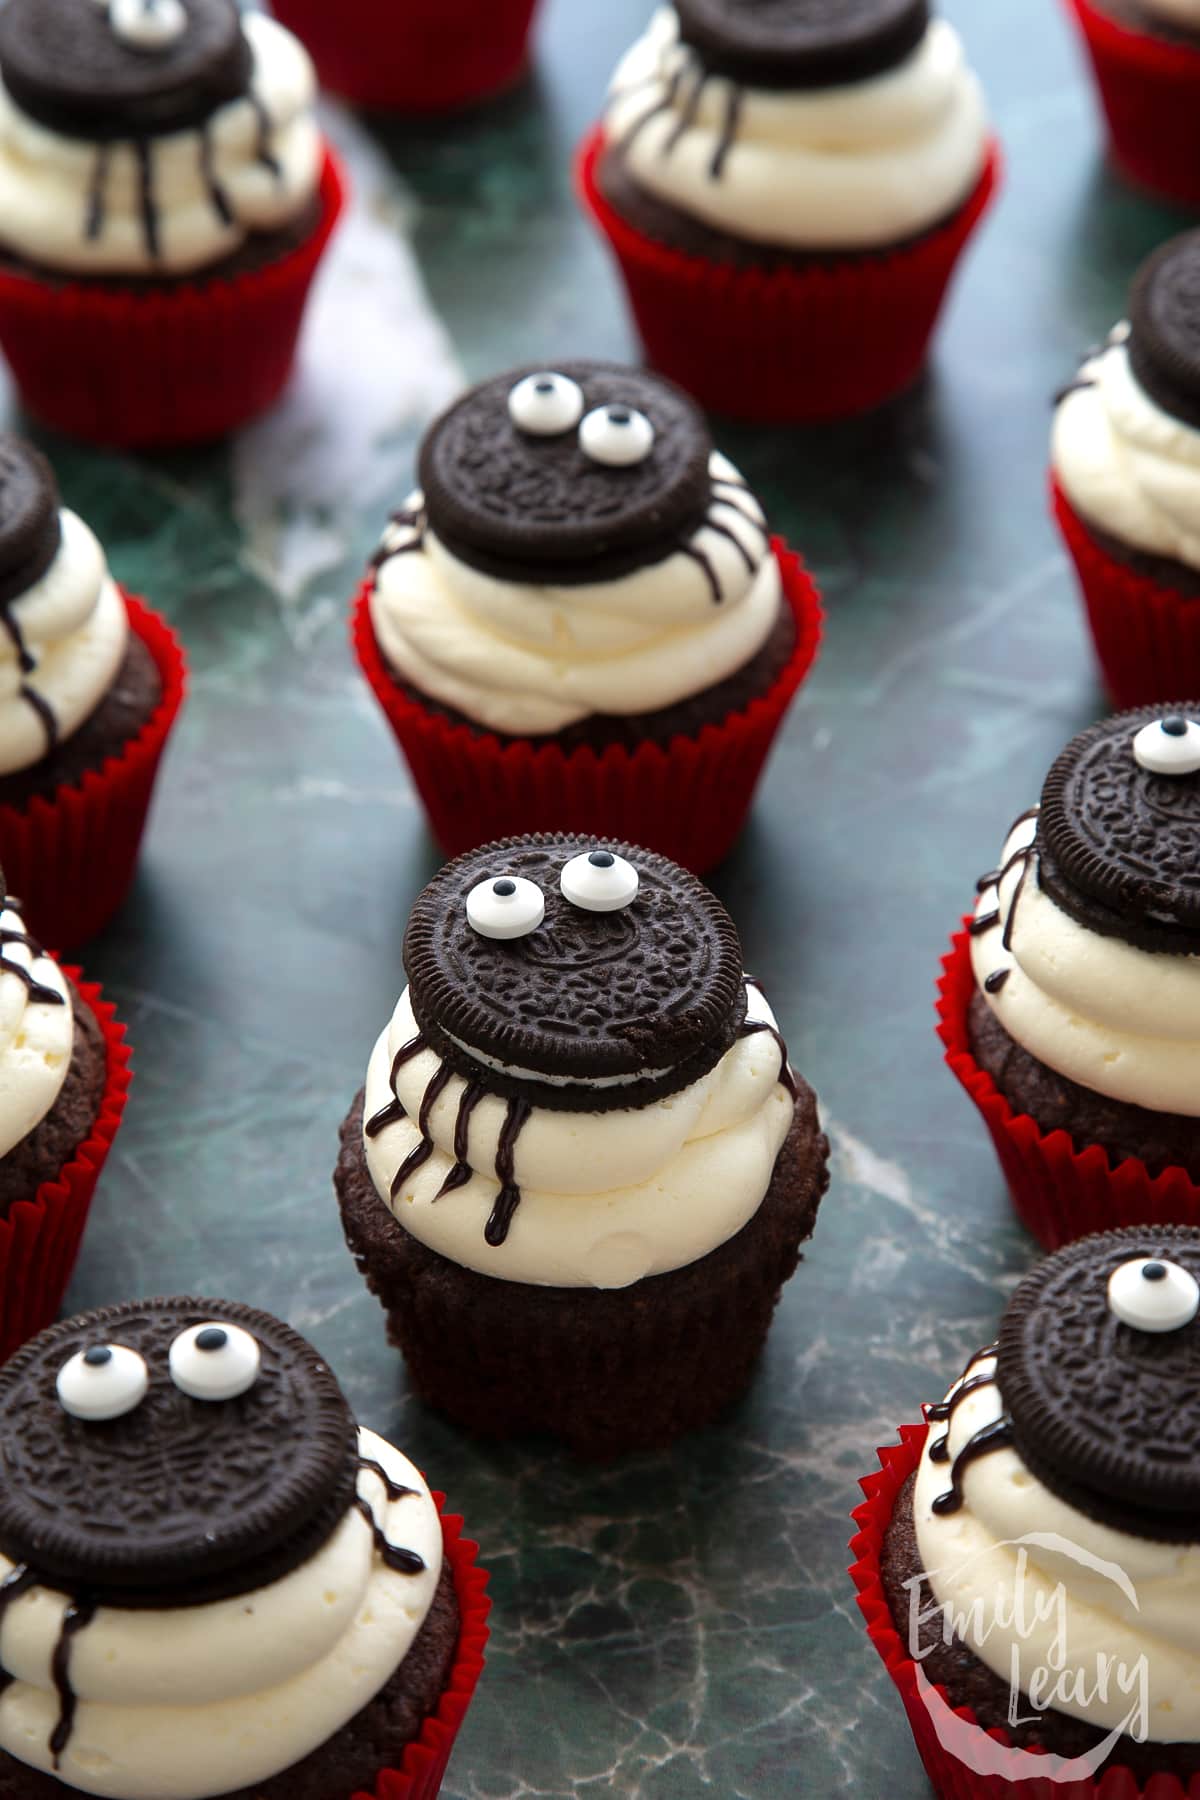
{"left": 352, "top": 359, "right": 821, "bottom": 872}
{"left": 334, "top": 832, "right": 830, "bottom": 1457}
{"left": 0, "top": 1294, "right": 488, "bottom": 1798}
{"left": 576, "top": 0, "right": 999, "bottom": 421}
{"left": 853, "top": 1226, "right": 1200, "bottom": 1795}
{"left": 0, "top": 435, "right": 185, "bottom": 947}
{"left": 1065, "top": 0, "right": 1200, "bottom": 208}
{"left": 1053, "top": 231, "right": 1200, "bottom": 708}
{"left": 939, "top": 705, "right": 1200, "bottom": 1249}
{"left": 0, "top": 0, "right": 344, "bottom": 447}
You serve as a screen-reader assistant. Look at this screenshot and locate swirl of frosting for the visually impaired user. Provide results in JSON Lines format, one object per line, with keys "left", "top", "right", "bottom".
{"left": 0, "top": 14, "right": 319, "bottom": 276}
{"left": 970, "top": 811, "right": 1200, "bottom": 1116}
{"left": 914, "top": 1358, "right": 1200, "bottom": 1740}
{"left": 0, "top": 1427, "right": 442, "bottom": 1800}
{"left": 1053, "top": 330, "right": 1200, "bottom": 573}
{"left": 601, "top": 8, "right": 989, "bottom": 251}
{"left": 362, "top": 978, "right": 795, "bottom": 1287}
{"left": 368, "top": 453, "right": 780, "bottom": 735}
{"left": 0, "top": 898, "right": 71, "bottom": 1158}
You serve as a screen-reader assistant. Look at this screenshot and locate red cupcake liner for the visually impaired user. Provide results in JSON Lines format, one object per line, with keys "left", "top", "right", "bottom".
{"left": 355, "top": 1500, "right": 490, "bottom": 1800}
{"left": 938, "top": 924, "right": 1200, "bottom": 1250}
{"left": 272, "top": 0, "right": 540, "bottom": 111}
{"left": 0, "top": 594, "right": 187, "bottom": 952}
{"left": 1065, "top": 0, "right": 1200, "bottom": 209}
{"left": 0, "top": 968, "right": 131, "bottom": 1364}
{"left": 852, "top": 1426, "right": 1196, "bottom": 1797}
{"left": 1051, "top": 475, "right": 1200, "bottom": 709}
{"left": 575, "top": 125, "right": 1001, "bottom": 422}
{"left": 0, "top": 148, "right": 345, "bottom": 448}
{"left": 352, "top": 540, "right": 821, "bottom": 873}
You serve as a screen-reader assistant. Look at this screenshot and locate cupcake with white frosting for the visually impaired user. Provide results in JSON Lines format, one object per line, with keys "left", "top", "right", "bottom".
{"left": 1064, "top": 0, "right": 1200, "bottom": 208}
{"left": 576, "top": 0, "right": 999, "bottom": 420}
{"left": 1053, "top": 231, "right": 1200, "bottom": 708}
{"left": 353, "top": 358, "right": 821, "bottom": 872}
{"left": 0, "top": 434, "right": 185, "bottom": 948}
{"left": 0, "top": 0, "right": 343, "bottom": 446}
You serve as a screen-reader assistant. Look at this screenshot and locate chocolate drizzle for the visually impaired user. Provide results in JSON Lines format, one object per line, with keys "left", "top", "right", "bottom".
{"left": 678, "top": 538, "right": 722, "bottom": 603}
{"left": 365, "top": 1033, "right": 427, "bottom": 1138}
{"left": 356, "top": 1454, "right": 414, "bottom": 1505}
{"left": 49, "top": 1598, "right": 96, "bottom": 1768}
{"left": 711, "top": 83, "right": 742, "bottom": 179}
{"left": 134, "top": 138, "right": 160, "bottom": 260}
{"left": 968, "top": 908, "right": 1000, "bottom": 937}
{"left": 433, "top": 1080, "right": 486, "bottom": 1200}
{"left": 983, "top": 968, "right": 1009, "bottom": 994}
{"left": 85, "top": 143, "right": 110, "bottom": 240}
{"left": 352, "top": 1496, "right": 426, "bottom": 1576}
{"left": 249, "top": 93, "right": 281, "bottom": 178}
{"left": 0, "top": 906, "right": 65, "bottom": 1007}
{"left": 737, "top": 1018, "right": 797, "bottom": 1100}
{"left": 922, "top": 1344, "right": 1013, "bottom": 1517}
{"left": 199, "top": 122, "right": 233, "bottom": 228}
{"left": 371, "top": 505, "right": 427, "bottom": 577}
{"left": 973, "top": 806, "right": 1040, "bottom": 993}
{"left": 485, "top": 1096, "right": 532, "bottom": 1248}
{"left": 612, "top": 44, "right": 748, "bottom": 184}
{"left": 932, "top": 1420, "right": 1015, "bottom": 1516}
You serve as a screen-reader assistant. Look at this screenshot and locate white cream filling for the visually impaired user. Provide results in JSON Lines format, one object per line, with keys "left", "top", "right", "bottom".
{"left": 0, "top": 900, "right": 71, "bottom": 1158}
{"left": 602, "top": 9, "right": 990, "bottom": 251}
{"left": 0, "top": 1428, "right": 443, "bottom": 1800}
{"left": 0, "top": 15, "right": 320, "bottom": 276}
{"left": 368, "top": 452, "right": 780, "bottom": 736}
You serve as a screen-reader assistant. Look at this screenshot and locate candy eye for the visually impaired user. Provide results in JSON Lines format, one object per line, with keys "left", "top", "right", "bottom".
{"left": 508, "top": 373, "right": 584, "bottom": 437}
{"left": 1132, "top": 715, "right": 1200, "bottom": 775}
{"left": 578, "top": 405, "right": 655, "bottom": 467}
{"left": 169, "top": 1323, "right": 261, "bottom": 1401}
{"left": 560, "top": 849, "right": 639, "bottom": 912}
{"left": 1108, "top": 1257, "right": 1200, "bottom": 1333}
{"left": 466, "top": 875, "right": 545, "bottom": 940}
{"left": 57, "top": 1344, "right": 148, "bottom": 1422}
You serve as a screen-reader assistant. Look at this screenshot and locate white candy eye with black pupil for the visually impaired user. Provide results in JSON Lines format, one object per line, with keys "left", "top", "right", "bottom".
{"left": 109, "top": 0, "right": 189, "bottom": 49}
{"left": 466, "top": 875, "right": 545, "bottom": 940}
{"left": 169, "top": 1323, "right": 261, "bottom": 1401}
{"left": 57, "top": 1344, "right": 149, "bottom": 1421}
{"left": 1132, "top": 715, "right": 1200, "bottom": 775}
{"left": 1108, "top": 1256, "right": 1200, "bottom": 1332}
{"left": 508, "top": 373, "right": 584, "bottom": 436}
{"left": 560, "top": 850, "right": 639, "bottom": 912}
{"left": 578, "top": 405, "right": 655, "bottom": 467}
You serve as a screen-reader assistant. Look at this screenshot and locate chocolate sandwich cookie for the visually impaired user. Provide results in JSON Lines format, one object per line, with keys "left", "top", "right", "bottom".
{"left": 674, "top": 0, "right": 930, "bottom": 90}
{"left": 1128, "top": 229, "right": 1200, "bottom": 432}
{"left": 0, "top": 438, "right": 61, "bottom": 609}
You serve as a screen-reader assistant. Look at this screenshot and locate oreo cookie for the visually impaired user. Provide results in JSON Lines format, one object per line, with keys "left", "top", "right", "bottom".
{"left": 1128, "top": 229, "right": 1200, "bottom": 433}
{"left": 0, "top": 0, "right": 251, "bottom": 141}
{"left": 996, "top": 1227, "right": 1200, "bottom": 1539}
{"left": 417, "top": 361, "right": 713, "bottom": 586}
{"left": 0, "top": 437, "right": 61, "bottom": 612}
{"left": 403, "top": 832, "right": 745, "bottom": 1110}
{"left": 0, "top": 1297, "right": 359, "bottom": 1605}
{"left": 1037, "top": 704, "right": 1200, "bottom": 953}
{"left": 674, "top": 0, "right": 930, "bottom": 90}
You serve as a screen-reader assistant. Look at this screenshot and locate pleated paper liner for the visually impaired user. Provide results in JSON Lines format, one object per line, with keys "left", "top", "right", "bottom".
{"left": 0, "top": 970, "right": 131, "bottom": 1365}
{"left": 358, "top": 1503, "right": 490, "bottom": 1800}
{"left": 1052, "top": 476, "right": 1200, "bottom": 709}
{"left": 0, "top": 595, "right": 187, "bottom": 953}
{"left": 352, "top": 539, "right": 822, "bottom": 875}
{"left": 1064, "top": 0, "right": 1200, "bottom": 208}
{"left": 575, "top": 126, "right": 1001, "bottom": 423}
{"left": 271, "top": 0, "right": 540, "bottom": 111}
{"left": 938, "top": 925, "right": 1200, "bottom": 1250}
{"left": 851, "top": 1425, "right": 1196, "bottom": 1799}
{"left": 0, "top": 148, "right": 346, "bottom": 449}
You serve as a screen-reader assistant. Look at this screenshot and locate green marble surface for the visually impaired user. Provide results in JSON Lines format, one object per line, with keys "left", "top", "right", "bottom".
{"left": 17, "top": 0, "right": 1198, "bottom": 1792}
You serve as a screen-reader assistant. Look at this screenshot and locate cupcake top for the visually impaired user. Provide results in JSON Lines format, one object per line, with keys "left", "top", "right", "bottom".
{"left": 0, "top": 0, "right": 319, "bottom": 276}
{"left": 368, "top": 360, "right": 782, "bottom": 736}
{"left": 0, "top": 435, "right": 129, "bottom": 775}
{"left": 1053, "top": 230, "right": 1200, "bottom": 572}
{"left": 0, "top": 1294, "right": 443, "bottom": 1798}
{"left": 913, "top": 1226, "right": 1200, "bottom": 1740}
{"left": 361, "top": 832, "right": 798, "bottom": 1287}
{"left": 0, "top": 883, "right": 72, "bottom": 1158}
{"left": 600, "top": 0, "right": 989, "bottom": 251}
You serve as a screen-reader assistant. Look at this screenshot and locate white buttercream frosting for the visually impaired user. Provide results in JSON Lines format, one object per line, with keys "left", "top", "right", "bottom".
{"left": 362, "top": 978, "right": 795, "bottom": 1288}
{"left": 0, "top": 1427, "right": 443, "bottom": 1800}
{"left": 368, "top": 453, "right": 780, "bottom": 736}
{"left": 0, "top": 14, "right": 320, "bottom": 276}
{"left": 0, "top": 898, "right": 72, "bottom": 1159}
{"left": 1053, "top": 331, "right": 1200, "bottom": 574}
{"left": 601, "top": 7, "right": 989, "bottom": 251}
{"left": 914, "top": 1357, "right": 1200, "bottom": 1741}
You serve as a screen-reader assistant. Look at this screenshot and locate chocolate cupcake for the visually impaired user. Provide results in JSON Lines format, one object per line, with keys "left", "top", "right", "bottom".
{"left": 855, "top": 1227, "right": 1200, "bottom": 1793}
{"left": 334, "top": 832, "right": 830, "bottom": 1457}
{"left": 0, "top": 1295, "right": 488, "bottom": 1799}
{"left": 352, "top": 359, "right": 821, "bottom": 872}
{"left": 1053, "top": 231, "right": 1200, "bottom": 707}
{"left": 0, "top": 434, "right": 185, "bottom": 948}
{"left": 939, "top": 705, "right": 1200, "bottom": 1247}
{"left": 576, "top": 0, "right": 999, "bottom": 419}
{"left": 0, "top": 0, "right": 344, "bottom": 444}
{"left": 1064, "top": 0, "right": 1200, "bottom": 211}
